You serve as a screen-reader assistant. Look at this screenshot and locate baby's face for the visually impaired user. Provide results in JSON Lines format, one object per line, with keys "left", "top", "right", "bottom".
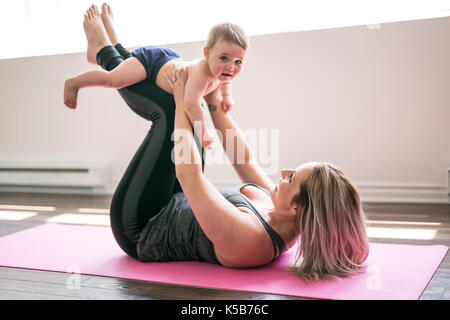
{"left": 204, "top": 39, "right": 246, "bottom": 82}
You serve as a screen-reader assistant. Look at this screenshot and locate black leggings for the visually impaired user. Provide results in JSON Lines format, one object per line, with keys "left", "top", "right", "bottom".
{"left": 97, "top": 44, "right": 205, "bottom": 259}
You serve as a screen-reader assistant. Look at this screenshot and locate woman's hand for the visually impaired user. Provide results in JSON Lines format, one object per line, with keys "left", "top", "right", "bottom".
{"left": 164, "top": 64, "right": 188, "bottom": 102}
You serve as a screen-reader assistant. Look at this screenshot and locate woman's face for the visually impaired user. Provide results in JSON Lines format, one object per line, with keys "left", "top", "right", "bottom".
{"left": 203, "top": 39, "right": 246, "bottom": 81}
{"left": 270, "top": 162, "right": 315, "bottom": 216}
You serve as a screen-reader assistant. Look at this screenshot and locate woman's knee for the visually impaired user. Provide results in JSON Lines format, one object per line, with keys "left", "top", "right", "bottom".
{"left": 96, "top": 45, "right": 125, "bottom": 71}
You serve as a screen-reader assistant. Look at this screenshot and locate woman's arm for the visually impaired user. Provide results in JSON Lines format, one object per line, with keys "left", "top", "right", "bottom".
{"left": 165, "top": 70, "right": 259, "bottom": 265}
{"left": 207, "top": 99, "right": 275, "bottom": 192}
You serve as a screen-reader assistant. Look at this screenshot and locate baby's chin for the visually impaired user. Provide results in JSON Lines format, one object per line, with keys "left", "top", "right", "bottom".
{"left": 218, "top": 74, "right": 233, "bottom": 81}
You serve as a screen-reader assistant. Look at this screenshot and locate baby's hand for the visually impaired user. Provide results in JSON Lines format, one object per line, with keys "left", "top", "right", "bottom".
{"left": 221, "top": 96, "right": 234, "bottom": 112}
{"left": 201, "top": 130, "right": 214, "bottom": 150}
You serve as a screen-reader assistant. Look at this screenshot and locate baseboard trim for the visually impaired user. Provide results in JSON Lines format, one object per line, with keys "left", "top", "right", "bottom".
{"left": 0, "top": 185, "right": 111, "bottom": 196}
{"left": 355, "top": 183, "right": 449, "bottom": 204}
{"left": 0, "top": 181, "right": 448, "bottom": 204}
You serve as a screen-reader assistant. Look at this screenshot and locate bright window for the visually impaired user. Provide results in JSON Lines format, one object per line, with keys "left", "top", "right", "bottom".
{"left": 1, "top": 0, "right": 449, "bottom": 59}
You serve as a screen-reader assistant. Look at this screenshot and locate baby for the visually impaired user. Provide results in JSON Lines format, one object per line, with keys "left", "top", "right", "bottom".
{"left": 64, "top": 4, "right": 248, "bottom": 150}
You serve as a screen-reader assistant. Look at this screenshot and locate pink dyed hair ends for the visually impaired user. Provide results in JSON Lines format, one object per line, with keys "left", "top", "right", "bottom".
{"left": 289, "top": 162, "right": 370, "bottom": 284}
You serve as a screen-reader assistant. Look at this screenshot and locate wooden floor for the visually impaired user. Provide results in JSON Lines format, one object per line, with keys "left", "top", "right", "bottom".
{"left": 0, "top": 192, "right": 448, "bottom": 300}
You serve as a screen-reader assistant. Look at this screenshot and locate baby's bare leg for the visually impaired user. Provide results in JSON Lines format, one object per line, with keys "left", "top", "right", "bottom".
{"left": 84, "top": 4, "right": 111, "bottom": 64}
{"left": 64, "top": 69, "right": 110, "bottom": 109}
{"left": 64, "top": 57, "right": 147, "bottom": 109}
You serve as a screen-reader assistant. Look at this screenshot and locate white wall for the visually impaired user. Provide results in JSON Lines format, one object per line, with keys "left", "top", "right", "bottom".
{"left": 0, "top": 17, "right": 449, "bottom": 203}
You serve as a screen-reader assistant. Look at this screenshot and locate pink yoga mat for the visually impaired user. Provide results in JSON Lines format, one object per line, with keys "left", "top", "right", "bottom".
{"left": 0, "top": 223, "right": 447, "bottom": 300}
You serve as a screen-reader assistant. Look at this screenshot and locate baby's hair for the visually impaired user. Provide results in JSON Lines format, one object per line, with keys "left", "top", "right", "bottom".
{"left": 205, "top": 22, "right": 249, "bottom": 51}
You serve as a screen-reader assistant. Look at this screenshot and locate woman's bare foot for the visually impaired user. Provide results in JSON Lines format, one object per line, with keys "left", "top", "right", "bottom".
{"left": 64, "top": 78, "right": 79, "bottom": 109}
{"left": 101, "top": 3, "right": 120, "bottom": 46}
{"left": 84, "top": 4, "right": 111, "bottom": 64}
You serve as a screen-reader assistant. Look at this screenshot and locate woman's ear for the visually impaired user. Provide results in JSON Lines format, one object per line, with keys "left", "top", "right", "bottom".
{"left": 290, "top": 206, "right": 297, "bottom": 216}
{"left": 203, "top": 47, "right": 209, "bottom": 59}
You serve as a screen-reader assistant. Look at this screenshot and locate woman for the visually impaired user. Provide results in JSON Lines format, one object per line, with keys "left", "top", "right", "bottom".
{"left": 81, "top": 4, "right": 369, "bottom": 283}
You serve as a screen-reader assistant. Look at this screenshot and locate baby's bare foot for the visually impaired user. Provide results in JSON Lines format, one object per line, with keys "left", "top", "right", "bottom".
{"left": 101, "top": 3, "right": 120, "bottom": 46}
{"left": 84, "top": 4, "right": 111, "bottom": 64}
{"left": 64, "top": 78, "right": 79, "bottom": 109}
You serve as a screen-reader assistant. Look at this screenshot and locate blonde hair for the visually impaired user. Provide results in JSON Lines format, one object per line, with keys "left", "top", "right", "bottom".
{"left": 205, "top": 22, "right": 248, "bottom": 50}
{"left": 289, "top": 162, "right": 369, "bottom": 283}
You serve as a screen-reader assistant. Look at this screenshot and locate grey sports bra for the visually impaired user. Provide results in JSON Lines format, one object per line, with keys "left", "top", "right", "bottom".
{"left": 234, "top": 183, "right": 287, "bottom": 259}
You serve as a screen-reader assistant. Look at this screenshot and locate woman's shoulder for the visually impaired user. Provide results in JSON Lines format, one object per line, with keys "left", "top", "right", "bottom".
{"left": 240, "top": 183, "right": 271, "bottom": 201}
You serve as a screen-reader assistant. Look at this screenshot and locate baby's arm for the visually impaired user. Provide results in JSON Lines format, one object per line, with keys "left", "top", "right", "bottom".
{"left": 204, "top": 85, "right": 222, "bottom": 108}
{"left": 64, "top": 57, "right": 146, "bottom": 109}
{"left": 183, "top": 69, "right": 214, "bottom": 149}
{"left": 220, "top": 81, "right": 234, "bottom": 112}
